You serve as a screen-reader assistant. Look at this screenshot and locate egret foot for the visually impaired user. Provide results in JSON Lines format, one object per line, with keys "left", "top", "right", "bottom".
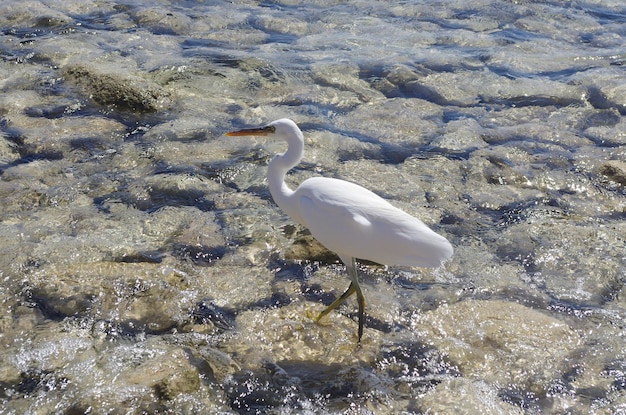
{"left": 314, "top": 257, "right": 367, "bottom": 343}
{"left": 314, "top": 282, "right": 356, "bottom": 322}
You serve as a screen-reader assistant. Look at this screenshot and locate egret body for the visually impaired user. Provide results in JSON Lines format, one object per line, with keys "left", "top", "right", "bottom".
{"left": 226, "top": 119, "right": 453, "bottom": 342}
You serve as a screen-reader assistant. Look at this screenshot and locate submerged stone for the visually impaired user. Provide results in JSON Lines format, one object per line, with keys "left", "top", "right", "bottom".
{"left": 418, "top": 378, "right": 525, "bottom": 415}
{"left": 62, "top": 64, "right": 171, "bottom": 112}
{"left": 414, "top": 300, "right": 580, "bottom": 395}
{"left": 599, "top": 160, "right": 626, "bottom": 187}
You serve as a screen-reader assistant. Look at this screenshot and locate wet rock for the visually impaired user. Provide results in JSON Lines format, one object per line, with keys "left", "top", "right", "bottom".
{"left": 585, "top": 114, "right": 626, "bottom": 146}
{"left": 596, "top": 81, "right": 626, "bottom": 114}
{"left": 185, "top": 300, "right": 235, "bottom": 333}
{"left": 122, "top": 280, "right": 187, "bottom": 333}
{"left": 113, "top": 175, "right": 218, "bottom": 213}
{"left": 250, "top": 13, "right": 309, "bottom": 37}
{"left": 212, "top": 191, "right": 291, "bottom": 254}
{"left": 417, "top": 378, "right": 524, "bottom": 415}
{"left": 400, "top": 154, "right": 464, "bottom": 210}
{"left": 414, "top": 300, "right": 580, "bottom": 395}
{"left": 570, "top": 67, "right": 626, "bottom": 114}
{"left": 429, "top": 117, "right": 488, "bottom": 152}
{"left": 283, "top": 83, "right": 368, "bottom": 111}
{"left": 0, "top": 365, "right": 21, "bottom": 399}
{"left": 8, "top": 320, "right": 95, "bottom": 375}
{"left": 0, "top": 134, "right": 20, "bottom": 166}
{"left": 193, "top": 21, "right": 269, "bottom": 47}
{"left": 29, "top": 285, "right": 95, "bottom": 320}
{"left": 0, "top": 306, "right": 38, "bottom": 394}
{"left": 529, "top": 222, "right": 624, "bottom": 306}
{"left": 334, "top": 97, "right": 442, "bottom": 148}
{"left": 141, "top": 116, "right": 215, "bottom": 144}
{"left": 4, "top": 113, "right": 126, "bottom": 163}
{"left": 132, "top": 8, "right": 193, "bottom": 35}
{"left": 311, "top": 62, "right": 385, "bottom": 103}
{"left": 0, "top": 1, "right": 71, "bottom": 28}
{"left": 235, "top": 57, "right": 286, "bottom": 85}
{"left": 485, "top": 24, "right": 603, "bottom": 75}
{"left": 148, "top": 349, "right": 200, "bottom": 399}
{"left": 199, "top": 347, "right": 241, "bottom": 382}
{"left": 27, "top": 262, "right": 198, "bottom": 333}
{"left": 223, "top": 302, "right": 382, "bottom": 366}
{"left": 64, "top": 340, "right": 202, "bottom": 412}
{"left": 482, "top": 119, "right": 594, "bottom": 151}
{"left": 284, "top": 234, "right": 339, "bottom": 264}
{"left": 224, "top": 357, "right": 392, "bottom": 414}
{"left": 447, "top": 242, "right": 547, "bottom": 305}
{"left": 384, "top": 69, "right": 585, "bottom": 108}
{"left": 195, "top": 264, "right": 274, "bottom": 310}
{"left": 599, "top": 160, "right": 626, "bottom": 187}
{"left": 62, "top": 64, "right": 171, "bottom": 112}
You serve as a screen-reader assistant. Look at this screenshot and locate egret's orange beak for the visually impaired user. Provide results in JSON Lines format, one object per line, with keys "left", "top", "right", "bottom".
{"left": 225, "top": 125, "right": 275, "bottom": 136}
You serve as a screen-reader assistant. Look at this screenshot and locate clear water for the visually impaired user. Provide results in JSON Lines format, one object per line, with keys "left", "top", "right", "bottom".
{"left": 1, "top": 0, "right": 625, "bottom": 413}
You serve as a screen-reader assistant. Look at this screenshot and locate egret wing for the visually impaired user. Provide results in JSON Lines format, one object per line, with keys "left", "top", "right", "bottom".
{"left": 295, "top": 177, "right": 452, "bottom": 267}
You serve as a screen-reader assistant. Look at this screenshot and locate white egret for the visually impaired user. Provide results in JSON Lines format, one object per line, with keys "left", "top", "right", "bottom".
{"left": 226, "top": 119, "right": 453, "bottom": 342}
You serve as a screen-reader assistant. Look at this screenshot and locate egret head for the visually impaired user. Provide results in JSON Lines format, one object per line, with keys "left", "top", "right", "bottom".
{"left": 225, "top": 119, "right": 301, "bottom": 143}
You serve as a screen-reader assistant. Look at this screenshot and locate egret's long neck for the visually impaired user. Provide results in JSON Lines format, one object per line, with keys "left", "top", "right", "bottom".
{"left": 268, "top": 130, "right": 305, "bottom": 224}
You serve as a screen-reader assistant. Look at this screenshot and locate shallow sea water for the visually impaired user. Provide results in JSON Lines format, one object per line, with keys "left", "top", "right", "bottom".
{"left": 1, "top": 0, "right": 625, "bottom": 413}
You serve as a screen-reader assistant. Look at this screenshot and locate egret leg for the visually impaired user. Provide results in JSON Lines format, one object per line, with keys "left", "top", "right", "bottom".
{"left": 346, "top": 257, "right": 366, "bottom": 343}
{"left": 315, "top": 282, "right": 356, "bottom": 322}
{"left": 315, "top": 257, "right": 366, "bottom": 342}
